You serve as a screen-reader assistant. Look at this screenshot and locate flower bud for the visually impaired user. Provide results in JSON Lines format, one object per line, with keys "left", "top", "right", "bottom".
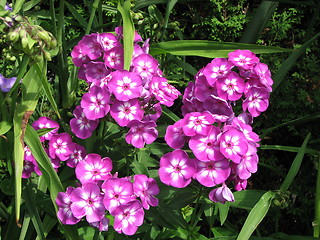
{"left": 7, "top": 31, "right": 19, "bottom": 42}
{"left": 43, "top": 50, "right": 52, "bottom": 61}
{"left": 37, "top": 30, "right": 51, "bottom": 42}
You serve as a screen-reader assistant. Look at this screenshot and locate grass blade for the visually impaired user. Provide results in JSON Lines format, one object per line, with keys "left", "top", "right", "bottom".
{"left": 65, "top": 1, "right": 88, "bottom": 29}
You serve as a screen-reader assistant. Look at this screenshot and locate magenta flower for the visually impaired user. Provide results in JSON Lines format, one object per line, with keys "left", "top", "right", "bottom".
{"left": 48, "top": 133, "right": 75, "bottom": 161}
{"left": 32, "top": 116, "right": 59, "bottom": 142}
{"left": 84, "top": 61, "right": 110, "bottom": 84}
{"left": 103, "top": 47, "right": 124, "bottom": 70}
{"left": 133, "top": 174, "right": 159, "bottom": 210}
{"left": 164, "top": 119, "right": 188, "bottom": 149}
{"left": 219, "top": 127, "right": 248, "bottom": 163}
{"left": 182, "top": 112, "right": 215, "bottom": 137}
{"left": 80, "top": 85, "right": 110, "bottom": 120}
{"left": 78, "top": 33, "right": 103, "bottom": 60}
{"left": 209, "top": 184, "right": 235, "bottom": 204}
{"left": 22, "top": 158, "right": 35, "bottom": 178}
{"left": 90, "top": 217, "right": 110, "bottom": 232}
{"left": 110, "top": 99, "right": 144, "bottom": 127}
{"left": 56, "top": 187, "right": 81, "bottom": 225}
{"left": 101, "top": 178, "right": 136, "bottom": 214}
{"left": 66, "top": 143, "right": 87, "bottom": 168}
{"left": 125, "top": 120, "right": 158, "bottom": 148}
{"left": 194, "top": 159, "right": 231, "bottom": 187}
{"left": 158, "top": 149, "right": 196, "bottom": 188}
{"left": 70, "top": 106, "right": 99, "bottom": 139}
{"left": 98, "top": 32, "right": 119, "bottom": 51}
{"left": 70, "top": 182, "right": 105, "bottom": 223}
{"left": 189, "top": 126, "right": 224, "bottom": 162}
{"left": 216, "top": 71, "right": 245, "bottom": 101}
{"left": 203, "top": 58, "right": 234, "bottom": 85}
{"left": 228, "top": 49, "right": 259, "bottom": 70}
{"left": 253, "top": 62, "right": 273, "bottom": 91}
{"left": 194, "top": 72, "right": 217, "bottom": 102}
{"left": 108, "top": 70, "right": 143, "bottom": 101}
{"left": 132, "top": 53, "right": 159, "bottom": 80}
{"left": 242, "top": 87, "right": 270, "bottom": 117}
{"left": 70, "top": 44, "right": 91, "bottom": 67}
{"left": 113, "top": 200, "right": 145, "bottom": 236}
{"left": 203, "top": 95, "right": 234, "bottom": 122}
{"left": 75, "top": 153, "right": 113, "bottom": 184}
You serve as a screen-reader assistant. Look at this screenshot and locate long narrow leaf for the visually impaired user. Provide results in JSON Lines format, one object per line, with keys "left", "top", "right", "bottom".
{"left": 65, "top": 1, "right": 88, "bottom": 29}
{"left": 236, "top": 191, "right": 276, "bottom": 240}
{"left": 279, "top": 133, "right": 311, "bottom": 192}
{"left": 260, "top": 145, "right": 319, "bottom": 156}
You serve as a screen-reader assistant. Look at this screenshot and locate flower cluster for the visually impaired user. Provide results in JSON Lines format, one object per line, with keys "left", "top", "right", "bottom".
{"left": 70, "top": 27, "right": 180, "bottom": 148}
{"left": 160, "top": 50, "right": 272, "bottom": 203}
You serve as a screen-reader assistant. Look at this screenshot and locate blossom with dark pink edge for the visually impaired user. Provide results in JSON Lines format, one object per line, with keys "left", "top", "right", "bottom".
{"left": 132, "top": 53, "right": 159, "bottom": 80}
{"left": 133, "top": 174, "right": 159, "bottom": 210}
{"left": 182, "top": 81, "right": 196, "bottom": 104}
{"left": 194, "top": 159, "right": 231, "bottom": 187}
{"left": 194, "top": 72, "right": 217, "bottom": 102}
{"left": 70, "top": 106, "right": 99, "bottom": 139}
{"left": 219, "top": 127, "right": 248, "bottom": 163}
{"left": 71, "top": 44, "right": 91, "bottom": 67}
{"left": 113, "top": 200, "right": 145, "bottom": 236}
{"left": 209, "top": 184, "right": 235, "bottom": 204}
{"left": 75, "top": 153, "right": 112, "bottom": 184}
{"left": 66, "top": 143, "right": 87, "bottom": 168}
{"left": 228, "top": 49, "right": 259, "bottom": 70}
{"left": 159, "top": 149, "right": 196, "bottom": 188}
{"left": 78, "top": 33, "right": 103, "bottom": 61}
{"left": 216, "top": 71, "right": 245, "bottom": 101}
{"left": 32, "top": 116, "right": 59, "bottom": 142}
{"left": 203, "top": 95, "right": 234, "bottom": 122}
{"left": 103, "top": 47, "right": 124, "bottom": 70}
{"left": 80, "top": 85, "right": 110, "bottom": 120}
{"left": 253, "top": 62, "right": 273, "bottom": 91}
{"left": 110, "top": 99, "right": 144, "bottom": 127}
{"left": 98, "top": 32, "right": 119, "bottom": 51}
{"left": 84, "top": 62, "right": 110, "bottom": 84}
{"left": 56, "top": 187, "right": 80, "bottom": 225}
{"left": 164, "top": 119, "right": 188, "bottom": 149}
{"left": 233, "top": 177, "right": 247, "bottom": 191}
{"left": 70, "top": 182, "right": 105, "bottom": 223}
{"left": 189, "top": 126, "right": 224, "bottom": 162}
{"left": 242, "top": 87, "right": 270, "bottom": 117}
{"left": 181, "top": 98, "right": 206, "bottom": 117}
{"left": 90, "top": 217, "right": 110, "bottom": 232}
{"left": 108, "top": 70, "right": 143, "bottom": 101}
{"left": 48, "top": 133, "right": 75, "bottom": 161}
{"left": 203, "top": 58, "right": 234, "bottom": 85}
{"left": 182, "top": 112, "right": 215, "bottom": 137}
{"left": 125, "top": 120, "right": 158, "bottom": 148}
{"left": 101, "top": 178, "right": 136, "bottom": 214}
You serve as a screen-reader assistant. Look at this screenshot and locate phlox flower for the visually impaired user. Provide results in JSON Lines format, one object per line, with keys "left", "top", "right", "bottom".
{"left": 56, "top": 187, "right": 80, "bottom": 225}
{"left": 108, "top": 70, "right": 143, "bottom": 101}
{"left": 71, "top": 44, "right": 91, "bottom": 67}
{"left": 158, "top": 149, "right": 196, "bottom": 188}
{"left": 49, "top": 133, "right": 75, "bottom": 161}
{"left": 194, "top": 72, "right": 217, "bottom": 102}
{"left": 75, "top": 153, "right": 113, "bottom": 184}
{"left": 133, "top": 174, "right": 159, "bottom": 210}
{"left": 113, "top": 200, "right": 145, "bottom": 236}
{"left": 70, "top": 106, "right": 99, "bottom": 139}
{"left": 142, "top": 102, "right": 162, "bottom": 122}
{"left": 110, "top": 99, "right": 144, "bottom": 127}
{"left": 242, "top": 87, "right": 270, "bottom": 117}
{"left": 189, "top": 126, "right": 224, "bottom": 162}
{"left": 209, "top": 184, "right": 235, "bottom": 204}
{"left": 90, "top": 217, "right": 110, "bottom": 232}
{"left": 66, "top": 143, "right": 87, "bottom": 168}
{"left": 80, "top": 85, "right": 110, "bottom": 120}
{"left": 125, "top": 120, "right": 158, "bottom": 148}
{"left": 253, "top": 63, "right": 273, "bottom": 91}
{"left": 194, "top": 159, "right": 231, "bottom": 187}
{"left": 132, "top": 53, "right": 159, "bottom": 80}
{"left": 181, "top": 98, "right": 206, "bottom": 117}
{"left": 101, "top": 177, "right": 136, "bottom": 214}
{"left": 84, "top": 62, "right": 110, "bottom": 84}
{"left": 216, "top": 71, "right": 245, "bottom": 101}
{"left": 182, "top": 112, "right": 215, "bottom": 137}
{"left": 98, "top": 32, "right": 119, "bottom": 51}
{"left": 228, "top": 49, "right": 259, "bottom": 70}
{"left": 70, "top": 182, "right": 105, "bottom": 223}
{"left": 182, "top": 81, "right": 196, "bottom": 104}
{"left": 22, "top": 158, "right": 35, "bottom": 179}
{"left": 32, "top": 116, "right": 59, "bottom": 142}
{"left": 103, "top": 47, "right": 124, "bottom": 70}
{"left": 164, "top": 119, "right": 188, "bottom": 149}
{"left": 203, "top": 58, "right": 234, "bottom": 85}
{"left": 78, "top": 33, "right": 103, "bottom": 60}
{"left": 203, "top": 95, "right": 234, "bottom": 122}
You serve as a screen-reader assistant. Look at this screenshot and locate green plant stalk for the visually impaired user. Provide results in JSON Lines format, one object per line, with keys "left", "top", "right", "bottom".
{"left": 85, "top": 0, "right": 100, "bottom": 35}
{"left": 313, "top": 156, "right": 320, "bottom": 237}
{"left": 160, "top": 0, "right": 178, "bottom": 42}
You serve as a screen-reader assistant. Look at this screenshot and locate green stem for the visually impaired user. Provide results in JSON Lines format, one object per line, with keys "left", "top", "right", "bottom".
{"left": 86, "top": 0, "right": 100, "bottom": 35}
{"left": 190, "top": 186, "right": 203, "bottom": 229}
{"left": 313, "top": 156, "right": 320, "bottom": 237}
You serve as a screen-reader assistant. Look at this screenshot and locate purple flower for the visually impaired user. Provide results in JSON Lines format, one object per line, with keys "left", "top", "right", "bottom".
{"left": 164, "top": 119, "right": 187, "bottom": 149}
{"left": 48, "top": 133, "right": 75, "bottom": 161}
{"left": 182, "top": 112, "right": 215, "bottom": 137}
{"left": 56, "top": 187, "right": 81, "bottom": 225}
{"left": 113, "top": 200, "right": 145, "bottom": 235}
{"left": 133, "top": 174, "right": 159, "bottom": 210}
{"left": 78, "top": 33, "right": 103, "bottom": 61}
{"left": 125, "top": 120, "right": 158, "bottom": 148}
{"left": 242, "top": 87, "right": 270, "bottom": 117}
{"left": 216, "top": 72, "right": 245, "bottom": 101}
{"left": 228, "top": 49, "right": 259, "bottom": 70}
{"left": 209, "top": 184, "right": 235, "bottom": 204}
{"left": 75, "top": 153, "right": 113, "bottom": 184}
{"left": 203, "top": 95, "right": 234, "bottom": 122}
{"left": 32, "top": 116, "right": 59, "bottom": 142}
{"left": 132, "top": 54, "right": 159, "bottom": 80}
{"left": 158, "top": 149, "right": 196, "bottom": 188}
{"left": 66, "top": 143, "right": 87, "bottom": 168}
{"left": 70, "top": 183, "right": 105, "bottom": 223}
{"left": 84, "top": 62, "right": 110, "bottom": 84}
{"left": 203, "top": 58, "right": 233, "bottom": 85}
{"left": 0, "top": 74, "right": 17, "bottom": 92}
{"left": 98, "top": 32, "right": 119, "bottom": 51}
{"left": 90, "top": 217, "right": 110, "bottom": 232}
{"left": 70, "top": 106, "right": 99, "bottom": 139}
{"left": 103, "top": 47, "right": 124, "bottom": 70}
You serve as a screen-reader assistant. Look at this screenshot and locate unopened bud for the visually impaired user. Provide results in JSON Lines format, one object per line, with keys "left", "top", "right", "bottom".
{"left": 43, "top": 50, "right": 52, "bottom": 61}
{"left": 19, "top": 29, "right": 26, "bottom": 38}
{"left": 37, "top": 30, "right": 51, "bottom": 42}
{"left": 7, "top": 31, "right": 19, "bottom": 42}
{"left": 14, "top": 15, "right": 23, "bottom": 22}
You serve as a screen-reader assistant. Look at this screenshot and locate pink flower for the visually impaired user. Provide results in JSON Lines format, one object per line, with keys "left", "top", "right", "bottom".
{"left": 48, "top": 133, "right": 75, "bottom": 161}
{"left": 182, "top": 112, "right": 215, "bottom": 137}
{"left": 209, "top": 184, "right": 235, "bottom": 204}
{"left": 216, "top": 71, "right": 245, "bottom": 101}
{"left": 158, "top": 149, "right": 196, "bottom": 188}
{"left": 32, "top": 116, "right": 59, "bottom": 142}
{"left": 75, "top": 153, "right": 113, "bottom": 184}
{"left": 125, "top": 120, "right": 158, "bottom": 148}
{"left": 203, "top": 95, "right": 234, "bottom": 122}
{"left": 98, "top": 32, "right": 119, "bottom": 51}
{"left": 113, "top": 200, "right": 145, "bottom": 235}
{"left": 80, "top": 86, "right": 110, "bottom": 120}
{"left": 84, "top": 62, "right": 110, "bottom": 84}
{"left": 164, "top": 119, "right": 188, "bottom": 149}
{"left": 103, "top": 47, "right": 124, "bottom": 70}
{"left": 133, "top": 174, "right": 159, "bottom": 210}
{"left": 228, "top": 49, "right": 259, "bottom": 70}
{"left": 78, "top": 33, "right": 103, "bottom": 61}
{"left": 90, "top": 217, "right": 110, "bottom": 232}
{"left": 242, "top": 87, "right": 269, "bottom": 117}
{"left": 56, "top": 187, "right": 80, "bottom": 225}
{"left": 132, "top": 54, "right": 159, "bottom": 80}
{"left": 70, "top": 182, "right": 105, "bottom": 223}
{"left": 66, "top": 143, "right": 87, "bottom": 168}
{"left": 203, "top": 58, "right": 234, "bottom": 85}
{"left": 70, "top": 106, "right": 99, "bottom": 139}
{"left": 101, "top": 178, "right": 136, "bottom": 214}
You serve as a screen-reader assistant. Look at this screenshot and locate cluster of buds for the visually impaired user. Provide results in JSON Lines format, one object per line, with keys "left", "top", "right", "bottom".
{"left": 23, "top": 116, "right": 160, "bottom": 235}
{"left": 160, "top": 50, "right": 273, "bottom": 204}
{"left": 0, "top": 3, "right": 57, "bottom": 62}
{"left": 70, "top": 27, "right": 180, "bottom": 148}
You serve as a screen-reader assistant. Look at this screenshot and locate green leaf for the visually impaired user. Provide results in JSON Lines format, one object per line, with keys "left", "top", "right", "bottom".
{"left": 279, "top": 133, "right": 311, "bottom": 192}
{"left": 131, "top": 160, "right": 149, "bottom": 175}
{"left": 161, "top": 106, "right": 180, "bottom": 122}
{"left": 150, "top": 40, "right": 291, "bottom": 58}
{"left": 133, "top": 0, "right": 167, "bottom": 11}
{"left": 230, "top": 190, "right": 267, "bottom": 210}
{"left": 23, "top": 0, "right": 41, "bottom": 12}
{"left": 0, "top": 121, "right": 12, "bottom": 135}
{"left": 260, "top": 145, "right": 319, "bottom": 156}
{"left": 65, "top": 1, "right": 88, "bottom": 29}
{"left": 236, "top": 191, "right": 276, "bottom": 240}
{"left": 118, "top": 0, "right": 135, "bottom": 70}
{"left": 13, "top": 0, "right": 26, "bottom": 13}
{"left": 217, "top": 202, "right": 230, "bottom": 225}
{"left": 270, "top": 232, "right": 320, "bottom": 240}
